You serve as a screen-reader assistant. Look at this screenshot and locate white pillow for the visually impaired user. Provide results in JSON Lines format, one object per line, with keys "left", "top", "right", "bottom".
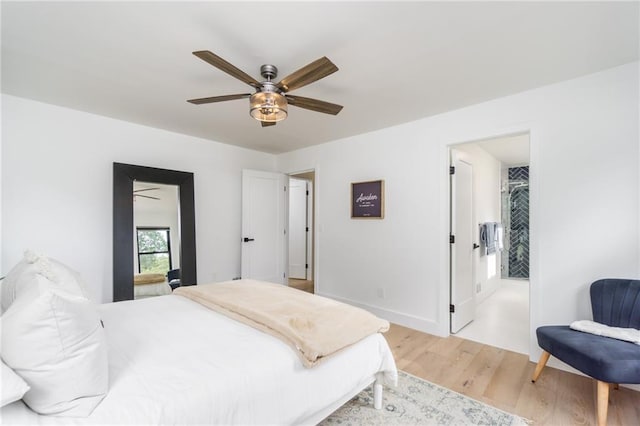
{"left": 0, "top": 256, "right": 30, "bottom": 313}
{"left": 0, "top": 359, "right": 30, "bottom": 407}
{"left": 1, "top": 274, "right": 108, "bottom": 416}
{"left": 1, "top": 251, "right": 88, "bottom": 314}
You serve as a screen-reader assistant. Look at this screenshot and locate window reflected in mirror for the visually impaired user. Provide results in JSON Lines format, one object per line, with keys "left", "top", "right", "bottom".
{"left": 137, "top": 228, "right": 172, "bottom": 274}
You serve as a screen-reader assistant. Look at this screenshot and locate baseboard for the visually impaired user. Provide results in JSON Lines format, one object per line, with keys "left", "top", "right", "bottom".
{"left": 475, "top": 276, "right": 504, "bottom": 304}
{"left": 475, "top": 283, "right": 498, "bottom": 304}
{"left": 317, "top": 292, "right": 445, "bottom": 337}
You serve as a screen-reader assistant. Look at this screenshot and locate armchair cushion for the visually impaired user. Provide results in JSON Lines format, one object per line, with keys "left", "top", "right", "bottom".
{"left": 537, "top": 325, "right": 640, "bottom": 384}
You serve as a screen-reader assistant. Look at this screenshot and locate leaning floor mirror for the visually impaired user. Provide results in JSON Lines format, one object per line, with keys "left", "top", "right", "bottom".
{"left": 113, "top": 163, "right": 197, "bottom": 302}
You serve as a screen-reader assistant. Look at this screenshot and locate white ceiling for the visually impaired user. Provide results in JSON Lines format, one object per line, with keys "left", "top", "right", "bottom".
{"left": 2, "top": 2, "right": 638, "bottom": 154}
{"left": 133, "top": 181, "right": 178, "bottom": 212}
{"left": 476, "top": 133, "right": 530, "bottom": 167}
{"left": 134, "top": 181, "right": 178, "bottom": 195}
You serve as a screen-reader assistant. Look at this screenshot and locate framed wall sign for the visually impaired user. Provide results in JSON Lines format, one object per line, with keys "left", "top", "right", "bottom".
{"left": 351, "top": 180, "right": 385, "bottom": 219}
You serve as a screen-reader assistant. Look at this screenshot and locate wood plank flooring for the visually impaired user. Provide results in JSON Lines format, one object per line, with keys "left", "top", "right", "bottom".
{"left": 288, "top": 278, "right": 314, "bottom": 293}
{"left": 384, "top": 323, "right": 640, "bottom": 425}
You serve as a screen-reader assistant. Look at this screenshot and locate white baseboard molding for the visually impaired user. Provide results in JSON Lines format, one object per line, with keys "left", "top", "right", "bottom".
{"left": 317, "top": 292, "right": 445, "bottom": 337}
{"left": 475, "top": 276, "right": 506, "bottom": 304}
{"left": 475, "top": 284, "right": 498, "bottom": 305}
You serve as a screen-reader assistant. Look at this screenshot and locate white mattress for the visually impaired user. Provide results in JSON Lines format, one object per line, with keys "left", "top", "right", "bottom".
{"left": 1, "top": 294, "right": 397, "bottom": 425}
{"left": 133, "top": 281, "right": 172, "bottom": 299}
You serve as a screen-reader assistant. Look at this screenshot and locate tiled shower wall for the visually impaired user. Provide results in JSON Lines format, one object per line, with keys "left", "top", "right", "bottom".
{"left": 502, "top": 166, "right": 529, "bottom": 279}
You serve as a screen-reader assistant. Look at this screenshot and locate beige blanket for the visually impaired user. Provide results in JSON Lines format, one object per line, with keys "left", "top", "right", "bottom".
{"left": 134, "top": 273, "right": 166, "bottom": 285}
{"left": 174, "top": 279, "right": 390, "bottom": 367}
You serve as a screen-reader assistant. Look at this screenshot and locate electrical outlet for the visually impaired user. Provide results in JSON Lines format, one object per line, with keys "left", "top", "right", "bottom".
{"left": 377, "top": 287, "right": 385, "bottom": 298}
{"left": 476, "top": 283, "right": 482, "bottom": 293}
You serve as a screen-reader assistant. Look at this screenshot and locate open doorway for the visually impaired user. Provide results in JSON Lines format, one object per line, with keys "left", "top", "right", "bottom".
{"left": 288, "top": 171, "right": 314, "bottom": 293}
{"left": 450, "top": 133, "right": 530, "bottom": 354}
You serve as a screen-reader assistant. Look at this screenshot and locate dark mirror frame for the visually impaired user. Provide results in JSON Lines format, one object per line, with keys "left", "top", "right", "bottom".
{"left": 113, "top": 162, "right": 197, "bottom": 302}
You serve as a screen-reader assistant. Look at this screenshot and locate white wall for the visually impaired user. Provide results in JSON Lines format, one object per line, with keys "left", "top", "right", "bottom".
{"left": 454, "top": 143, "right": 503, "bottom": 303}
{"left": 0, "top": 96, "right": 3, "bottom": 274}
{"left": 277, "top": 62, "right": 640, "bottom": 361}
{"left": 1, "top": 95, "right": 276, "bottom": 302}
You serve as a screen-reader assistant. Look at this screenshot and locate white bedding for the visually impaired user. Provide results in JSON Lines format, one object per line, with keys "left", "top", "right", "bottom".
{"left": 1, "top": 294, "right": 397, "bottom": 425}
{"left": 133, "top": 281, "right": 172, "bottom": 299}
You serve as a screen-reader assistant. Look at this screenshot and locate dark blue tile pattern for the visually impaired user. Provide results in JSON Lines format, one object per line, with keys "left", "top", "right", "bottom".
{"left": 507, "top": 166, "right": 529, "bottom": 278}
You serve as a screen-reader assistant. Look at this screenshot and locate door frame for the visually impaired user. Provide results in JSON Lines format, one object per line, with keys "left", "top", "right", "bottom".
{"left": 305, "top": 181, "right": 313, "bottom": 280}
{"left": 445, "top": 130, "right": 535, "bottom": 357}
{"left": 287, "top": 176, "right": 310, "bottom": 280}
{"left": 287, "top": 168, "right": 319, "bottom": 292}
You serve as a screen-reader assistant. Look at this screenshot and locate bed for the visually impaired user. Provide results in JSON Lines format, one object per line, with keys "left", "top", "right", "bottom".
{"left": 1, "top": 282, "right": 397, "bottom": 424}
{"left": 133, "top": 273, "right": 172, "bottom": 299}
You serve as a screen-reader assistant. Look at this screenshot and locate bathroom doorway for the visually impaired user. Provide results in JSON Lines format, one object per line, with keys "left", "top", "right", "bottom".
{"left": 450, "top": 133, "right": 530, "bottom": 354}
{"left": 288, "top": 170, "right": 315, "bottom": 294}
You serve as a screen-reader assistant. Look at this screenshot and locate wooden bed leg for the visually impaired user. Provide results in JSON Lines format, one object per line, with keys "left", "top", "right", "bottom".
{"left": 373, "top": 373, "right": 383, "bottom": 410}
{"left": 613, "top": 383, "right": 619, "bottom": 390}
{"left": 531, "top": 350, "right": 551, "bottom": 383}
{"left": 597, "top": 380, "right": 610, "bottom": 426}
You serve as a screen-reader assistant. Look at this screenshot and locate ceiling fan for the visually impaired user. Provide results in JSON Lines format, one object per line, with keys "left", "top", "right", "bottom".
{"left": 187, "top": 51, "right": 343, "bottom": 127}
{"left": 133, "top": 187, "right": 160, "bottom": 201}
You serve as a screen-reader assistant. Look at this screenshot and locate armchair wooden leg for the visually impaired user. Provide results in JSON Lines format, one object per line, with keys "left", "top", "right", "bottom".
{"left": 597, "top": 380, "right": 610, "bottom": 426}
{"left": 531, "top": 350, "right": 551, "bottom": 383}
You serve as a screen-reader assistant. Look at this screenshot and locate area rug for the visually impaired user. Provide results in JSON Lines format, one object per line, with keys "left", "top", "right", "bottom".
{"left": 321, "top": 371, "right": 530, "bottom": 425}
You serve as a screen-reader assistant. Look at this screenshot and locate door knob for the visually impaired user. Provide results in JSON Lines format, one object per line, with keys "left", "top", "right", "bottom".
{"left": 243, "top": 237, "right": 255, "bottom": 242}
{"left": 473, "top": 243, "right": 480, "bottom": 249}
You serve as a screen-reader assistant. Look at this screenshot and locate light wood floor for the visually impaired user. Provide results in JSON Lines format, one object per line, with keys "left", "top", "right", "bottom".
{"left": 288, "top": 278, "right": 314, "bottom": 293}
{"left": 385, "top": 324, "right": 640, "bottom": 425}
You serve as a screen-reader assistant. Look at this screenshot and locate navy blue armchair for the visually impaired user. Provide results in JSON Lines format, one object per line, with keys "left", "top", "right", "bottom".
{"left": 532, "top": 279, "right": 640, "bottom": 426}
{"left": 167, "top": 268, "right": 181, "bottom": 290}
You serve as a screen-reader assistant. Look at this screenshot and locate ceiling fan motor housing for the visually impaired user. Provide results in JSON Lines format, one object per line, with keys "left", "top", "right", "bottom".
{"left": 260, "top": 64, "right": 278, "bottom": 81}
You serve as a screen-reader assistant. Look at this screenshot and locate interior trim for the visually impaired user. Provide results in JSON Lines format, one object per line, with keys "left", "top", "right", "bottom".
{"left": 113, "top": 162, "right": 197, "bottom": 302}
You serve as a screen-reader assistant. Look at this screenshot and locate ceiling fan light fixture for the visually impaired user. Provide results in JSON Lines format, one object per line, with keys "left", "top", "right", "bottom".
{"left": 189, "top": 52, "right": 342, "bottom": 124}
{"left": 250, "top": 91, "right": 288, "bottom": 122}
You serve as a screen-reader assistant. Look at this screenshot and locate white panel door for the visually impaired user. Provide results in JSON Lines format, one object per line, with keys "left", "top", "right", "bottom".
{"left": 241, "top": 169, "right": 286, "bottom": 284}
{"left": 450, "top": 150, "right": 475, "bottom": 333}
{"left": 288, "top": 178, "right": 307, "bottom": 279}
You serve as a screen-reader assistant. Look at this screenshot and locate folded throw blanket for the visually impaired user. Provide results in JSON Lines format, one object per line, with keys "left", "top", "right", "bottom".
{"left": 570, "top": 320, "right": 640, "bottom": 345}
{"left": 174, "top": 280, "right": 390, "bottom": 367}
{"left": 134, "top": 273, "right": 165, "bottom": 285}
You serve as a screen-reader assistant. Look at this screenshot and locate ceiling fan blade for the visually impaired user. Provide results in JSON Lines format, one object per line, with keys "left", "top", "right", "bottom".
{"left": 193, "top": 51, "right": 260, "bottom": 88}
{"left": 187, "top": 93, "right": 251, "bottom": 105}
{"left": 134, "top": 194, "right": 161, "bottom": 200}
{"left": 133, "top": 187, "right": 160, "bottom": 193}
{"left": 285, "top": 95, "right": 343, "bottom": 115}
{"left": 261, "top": 121, "right": 276, "bottom": 127}
{"left": 276, "top": 57, "right": 338, "bottom": 92}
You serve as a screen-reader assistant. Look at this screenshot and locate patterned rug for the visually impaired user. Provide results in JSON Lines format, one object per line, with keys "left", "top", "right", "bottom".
{"left": 321, "top": 371, "right": 530, "bottom": 425}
